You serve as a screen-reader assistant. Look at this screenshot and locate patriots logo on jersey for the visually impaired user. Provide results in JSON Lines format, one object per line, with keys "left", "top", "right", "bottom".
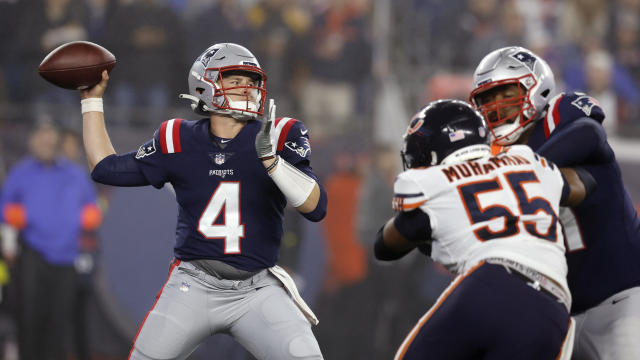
{"left": 199, "top": 48, "right": 219, "bottom": 67}
{"left": 511, "top": 51, "right": 537, "bottom": 71}
{"left": 571, "top": 95, "right": 598, "bottom": 116}
{"left": 285, "top": 139, "right": 311, "bottom": 158}
{"left": 135, "top": 139, "right": 156, "bottom": 159}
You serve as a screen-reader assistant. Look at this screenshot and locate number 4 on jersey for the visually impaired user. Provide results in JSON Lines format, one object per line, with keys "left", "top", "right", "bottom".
{"left": 198, "top": 182, "right": 244, "bottom": 253}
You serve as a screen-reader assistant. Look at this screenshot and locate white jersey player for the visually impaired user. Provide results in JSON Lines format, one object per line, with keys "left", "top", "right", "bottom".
{"left": 374, "top": 99, "right": 593, "bottom": 360}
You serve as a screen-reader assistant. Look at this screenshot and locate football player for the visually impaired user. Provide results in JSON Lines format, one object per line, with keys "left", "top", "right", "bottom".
{"left": 375, "top": 99, "right": 592, "bottom": 359}
{"left": 78, "top": 43, "right": 326, "bottom": 360}
{"left": 469, "top": 46, "right": 640, "bottom": 360}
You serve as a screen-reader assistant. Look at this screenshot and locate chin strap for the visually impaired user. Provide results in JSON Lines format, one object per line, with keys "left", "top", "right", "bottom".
{"left": 179, "top": 94, "right": 212, "bottom": 116}
{"left": 178, "top": 94, "right": 257, "bottom": 120}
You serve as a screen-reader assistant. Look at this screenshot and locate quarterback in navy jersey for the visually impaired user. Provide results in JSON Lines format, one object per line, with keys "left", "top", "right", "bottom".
{"left": 470, "top": 46, "right": 640, "bottom": 360}
{"left": 79, "top": 43, "right": 326, "bottom": 360}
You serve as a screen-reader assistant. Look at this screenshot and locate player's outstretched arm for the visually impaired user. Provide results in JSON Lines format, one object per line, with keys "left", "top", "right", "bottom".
{"left": 79, "top": 70, "right": 116, "bottom": 171}
{"left": 374, "top": 218, "right": 416, "bottom": 261}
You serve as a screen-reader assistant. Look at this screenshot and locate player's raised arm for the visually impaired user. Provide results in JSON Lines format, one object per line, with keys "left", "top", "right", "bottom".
{"left": 255, "top": 99, "right": 325, "bottom": 217}
{"left": 79, "top": 70, "right": 116, "bottom": 171}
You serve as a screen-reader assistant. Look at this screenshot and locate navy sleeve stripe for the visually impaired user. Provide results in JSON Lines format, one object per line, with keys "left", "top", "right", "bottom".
{"left": 394, "top": 192, "right": 424, "bottom": 198}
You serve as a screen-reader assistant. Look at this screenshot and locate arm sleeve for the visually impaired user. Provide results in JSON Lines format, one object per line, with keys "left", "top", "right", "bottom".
{"left": 537, "top": 117, "right": 613, "bottom": 166}
{"left": 560, "top": 172, "right": 570, "bottom": 206}
{"left": 374, "top": 226, "right": 414, "bottom": 261}
{"left": 132, "top": 131, "right": 171, "bottom": 188}
{"left": 574, "top": 166, "right": 597, "bottom": 196}
{"left": 91, "top": 152, "right": 151, "bottom": 187}
{"left": 393, "top": 209, "right": 432, "bottom": 243}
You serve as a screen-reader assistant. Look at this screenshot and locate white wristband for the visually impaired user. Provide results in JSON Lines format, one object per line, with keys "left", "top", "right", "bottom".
{"left": 81, "top": 98, "right": 104, "bottom": 114}
{"left": 269, "top": 156, "right": 316, "bottom": 208}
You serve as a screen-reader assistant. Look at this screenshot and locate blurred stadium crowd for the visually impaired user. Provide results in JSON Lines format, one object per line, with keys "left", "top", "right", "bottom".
{"left": 0, "top": 0, "right": 639, "bottom": 359}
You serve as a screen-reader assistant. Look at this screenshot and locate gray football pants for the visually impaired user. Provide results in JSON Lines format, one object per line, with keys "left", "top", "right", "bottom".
{"left": 129, "top": 260, "right": 324, "bottom": 360}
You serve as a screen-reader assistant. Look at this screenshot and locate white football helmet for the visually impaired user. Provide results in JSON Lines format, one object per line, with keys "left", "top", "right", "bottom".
{"left": 180, "top": 43, "right": 267, "bottom": 120}
{"left": 469, "top": 46, "right": 555, "bottom": 145}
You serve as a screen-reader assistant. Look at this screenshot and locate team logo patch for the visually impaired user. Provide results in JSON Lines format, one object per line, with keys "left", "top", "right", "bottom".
{"left": 571, "top": 95, "right": 597, "bottom": 116}
{"left": 199, "top": 48, "right": 219, "bottom": 67}
{"left": 511, "top": 51, "right": 537, "bottom": 71}
{"left": 135, "top": 139, "right": 156, "bottom": 159}
{"left": 285, "top": 138, "right": 311, "bottom": 158}
{"left": 179, "top": 281, "right": 191, "bottom": 292}
{"left": 208, "top": 152, "right": 234, "bottom": 166}
{"left": 407, "top": 117, "right": 424, "bottom": 135}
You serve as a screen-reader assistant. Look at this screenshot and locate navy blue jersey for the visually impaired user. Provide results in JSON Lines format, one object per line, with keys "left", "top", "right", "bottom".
{"left": 133, "top": 117, "right": 318, "bottom": 272}
{"left": 527, "top": 92, "right": 640, "bottom": 314}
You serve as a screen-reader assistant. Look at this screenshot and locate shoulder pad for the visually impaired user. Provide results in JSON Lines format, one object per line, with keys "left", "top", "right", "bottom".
{"left": 542, "top": 92, "right": 605, "bottom": 138}
{"left": 507, "top": 145, "right": 554, "bottom": 168}
{"left": 158, "top": 118, "right": 183, "bottom": 154}
{"left": 503, "top": 144, "right": 534, "bottom": 157}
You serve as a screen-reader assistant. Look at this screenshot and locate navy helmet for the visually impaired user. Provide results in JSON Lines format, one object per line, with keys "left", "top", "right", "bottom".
{"left": 401, "top": 99, "right": 491, "bottom": 170}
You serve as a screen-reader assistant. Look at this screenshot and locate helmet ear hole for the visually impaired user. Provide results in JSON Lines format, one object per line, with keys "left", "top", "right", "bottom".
{"left": 541, "top": 89, "right": 550, "bottom": 98}
{"left": 196, "top": 88, "right": 205, "bottom": 94}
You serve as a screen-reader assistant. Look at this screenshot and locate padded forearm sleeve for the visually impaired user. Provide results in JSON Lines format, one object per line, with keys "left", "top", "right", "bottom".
{"left": 269, "top": 156, "right": 316, "bottom": 207}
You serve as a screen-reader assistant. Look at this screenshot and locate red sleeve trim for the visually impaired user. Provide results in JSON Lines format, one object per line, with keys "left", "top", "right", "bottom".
{"left": 159, "top": 119, "right": 182, "bottom": 154}
{"left": 277, "top": 119, "right": 297, "bottom": 151}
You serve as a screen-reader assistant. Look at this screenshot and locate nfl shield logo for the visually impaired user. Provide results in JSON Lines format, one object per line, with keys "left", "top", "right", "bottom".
{"left": 214, "top": 153, "right": 225, "bottom": 165}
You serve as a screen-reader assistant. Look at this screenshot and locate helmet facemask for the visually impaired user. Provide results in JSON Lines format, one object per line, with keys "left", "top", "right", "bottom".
{"left": 470, "top": 46, "right": 556, "bottom": 145}
{"left": 204, "top": 66, "right": 267, "bottom": 120}
{"left": 470, "top": 75, "right": 539, "bottom": 145}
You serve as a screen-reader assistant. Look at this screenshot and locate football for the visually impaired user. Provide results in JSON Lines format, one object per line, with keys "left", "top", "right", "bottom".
{"left": 38, "top": 41, "right": 116, "bottom": 90}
